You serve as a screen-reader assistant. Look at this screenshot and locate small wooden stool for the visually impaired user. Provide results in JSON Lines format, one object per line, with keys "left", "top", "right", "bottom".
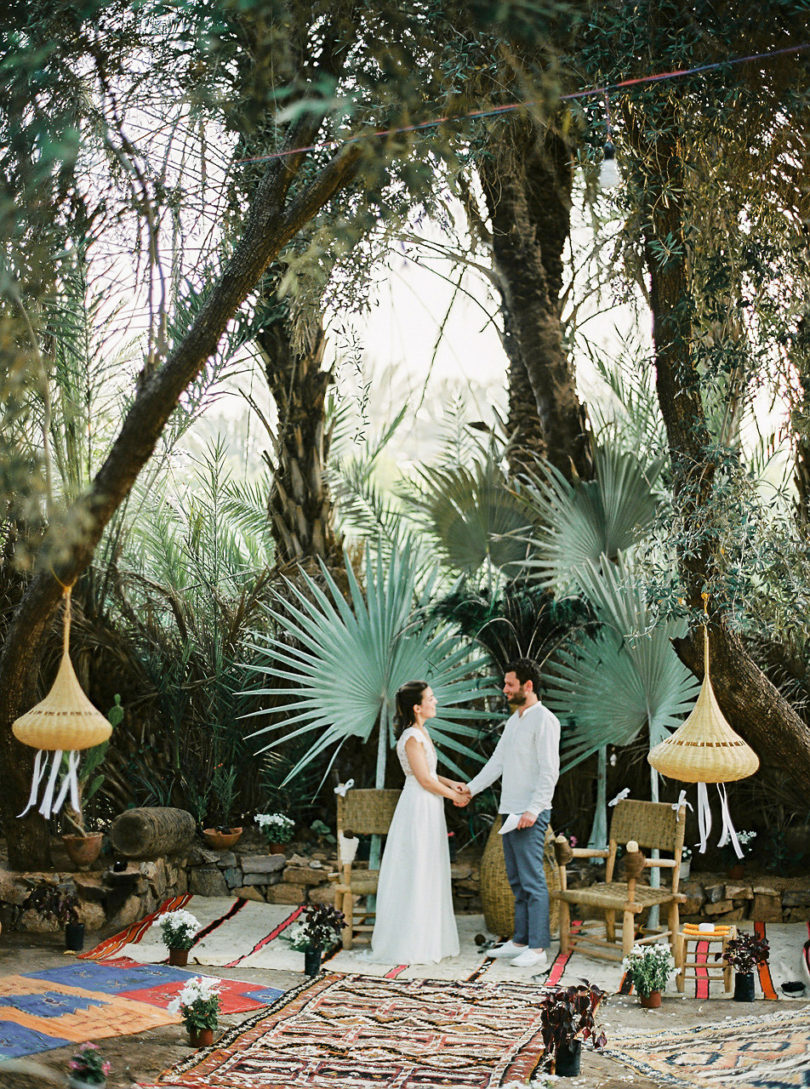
{"left": 674, "top": 923, "right": 737, "bottom": 994}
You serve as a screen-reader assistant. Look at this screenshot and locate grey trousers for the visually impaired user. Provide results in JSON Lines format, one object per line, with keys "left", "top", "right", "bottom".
{"left": 501, "top": 809, "right": 551, "bottom": 949}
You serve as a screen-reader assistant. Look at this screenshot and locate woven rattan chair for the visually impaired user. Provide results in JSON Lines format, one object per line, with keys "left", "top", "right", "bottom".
{"left": 551, "top": 799, "right": 687, "bottom": 959}
{"left": 331, "top": 788, "right": 401, "bottom": 950}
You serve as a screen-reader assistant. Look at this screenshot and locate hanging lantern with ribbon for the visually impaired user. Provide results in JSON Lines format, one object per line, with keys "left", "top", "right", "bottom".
{"left": 648, "top": 597, "right": 759, "bottom": 858}
{"left": 13, "top": 585, "right": 112, "bottom": 821}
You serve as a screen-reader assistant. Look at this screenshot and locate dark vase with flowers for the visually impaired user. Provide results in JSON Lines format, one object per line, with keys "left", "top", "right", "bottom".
{"left": 304, "top": 948, "right": 322, "bottom": 976}
{"left": 539, "top": 983, "right": 607, "bottom": 1078}
{"left": 723, "top": 932, "right": 769, "bottom": 1003}
{"left": 734, "top": 973, "right": 756, "bottom": 1002}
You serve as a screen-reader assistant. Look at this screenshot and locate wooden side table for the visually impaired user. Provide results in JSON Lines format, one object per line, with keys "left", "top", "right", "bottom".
{"left": 674, "top": 923, "right": 737, "bottom": 994}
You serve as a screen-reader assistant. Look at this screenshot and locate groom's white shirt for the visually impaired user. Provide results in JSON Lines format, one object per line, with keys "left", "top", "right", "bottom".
{"left": 466, "top": 700, "right": 560, "bottom": 816}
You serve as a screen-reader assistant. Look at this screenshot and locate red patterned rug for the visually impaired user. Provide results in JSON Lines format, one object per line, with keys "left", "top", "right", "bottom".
{"left": 138, "top": 973, "right": 549, "bottom": 1089}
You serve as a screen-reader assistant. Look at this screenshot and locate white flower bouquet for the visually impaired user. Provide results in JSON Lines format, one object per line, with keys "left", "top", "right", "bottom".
{"left": 255, "top": 812, "right": 295, "bottom": 844}
{"left": 622, "top": 943, "right": 675, "bottom": 999}
{"left": 167, "top": 976, "right": 221, "bottom": 1032}
{"left": 157, "top": 908, "right": 200, "bottom": 951}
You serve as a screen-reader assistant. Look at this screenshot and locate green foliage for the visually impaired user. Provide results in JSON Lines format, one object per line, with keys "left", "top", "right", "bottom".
{"left": 242, "top": 545, "right": 497, "bottom": 786}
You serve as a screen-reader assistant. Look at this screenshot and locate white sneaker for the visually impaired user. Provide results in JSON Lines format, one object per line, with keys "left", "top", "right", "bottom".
{"left": 510, "top": 948, "right": 548, "bottom": 969}
{"left": 485, "top": 940, "right": 527, "bottom": 959}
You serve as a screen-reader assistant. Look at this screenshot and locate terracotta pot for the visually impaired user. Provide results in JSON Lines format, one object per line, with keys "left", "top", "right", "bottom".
{"left": 202, "top": 827, "right": 243, "bottom": 850}
{"left": 268, "top": 841, "right": 287, "bottom": 855}
{"left": 727, "top": 863, "right": 745, "bottom": 880}
{"left": 169, "top": 947, "right": 189, "bottom": 967}
{"left": 63, "top": 832, "right": 103, "bottom": 868}
{"left": 734, "top": 972, "right": 756, "bottom": 1001}
{"left": 555, "top": 1039, "right": 582, "bottom": 1077}
{"left": 188, "top": 1026, "right": 214, "bottom": 1048}
{"left": 640, "top": 989, "right": 662, "bottom": 1008}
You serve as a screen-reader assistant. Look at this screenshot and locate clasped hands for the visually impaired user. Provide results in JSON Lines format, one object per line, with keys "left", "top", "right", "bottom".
{"left": 449, "top": 782, "right": 472, "bottom": 808}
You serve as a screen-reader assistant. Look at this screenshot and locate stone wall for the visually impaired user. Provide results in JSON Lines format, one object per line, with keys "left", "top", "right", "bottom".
{"left": 0, "top": 839, "right": 482, "bottom": 933}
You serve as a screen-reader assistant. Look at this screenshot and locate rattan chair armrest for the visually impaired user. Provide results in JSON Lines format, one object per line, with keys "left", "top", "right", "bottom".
{"left": 644, "top": 858, "right": 677, "bottom": 868}
{"left": 570, "top": 847, "right": 610, "bottom": 859}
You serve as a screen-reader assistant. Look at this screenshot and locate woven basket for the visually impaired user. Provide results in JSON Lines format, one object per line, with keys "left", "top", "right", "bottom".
{"left": 648, "top": 628, "right": 759, "bottom": 783}
{"left": 480, "top": 816, "right": 560, "bottom": 938}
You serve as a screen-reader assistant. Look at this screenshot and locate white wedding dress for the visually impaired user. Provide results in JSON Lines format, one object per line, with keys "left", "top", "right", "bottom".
{"left": 370, "top": 726, "right": 459, "bottom": 964}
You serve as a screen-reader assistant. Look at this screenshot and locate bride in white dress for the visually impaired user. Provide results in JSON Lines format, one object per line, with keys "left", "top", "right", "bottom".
{"left": 370, "top": 681, "right": 466, "bottom": 963}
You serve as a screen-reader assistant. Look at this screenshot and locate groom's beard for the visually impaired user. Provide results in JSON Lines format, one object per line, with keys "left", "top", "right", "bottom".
{"left": 507, "top": 688, "right": 527, "bottom": 711}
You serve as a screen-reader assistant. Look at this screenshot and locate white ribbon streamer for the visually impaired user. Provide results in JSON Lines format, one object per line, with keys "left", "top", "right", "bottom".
{"left": 334, "top": 779, "right": 355, "bottom": 797}
{"left": 38, "top": 750, "right": 64, "bottom": 820}
{"left": 608, "top": 788, "right": 631, "bottom": 807}
{"left": 338, "top": 832, "right": 359, "bottom": 864}
{"left": 696, "top": 781, "right": 712, "bottom": 854}
{"left": 716, "top": 783, "right": 743, "bottom": 859}
{"left": 17, "top": 750, "right": 47, "bottom": 818}
{"left": 51, "top": 750, "right": 81, "bottom": 817}
{"left": 672, "top": 789, "right": 693, "bottom": 816}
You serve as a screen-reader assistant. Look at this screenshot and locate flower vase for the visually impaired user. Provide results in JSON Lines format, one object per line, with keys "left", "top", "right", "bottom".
{"left": 734, "top": 972, "right": 756, "bottom": 1002}
{"left": 640, "top": 989, "right": 662, "bottom": 1009}
{"left": 268, "top": 841, "right": 286, "bottom": 855}
{"left": 679, "top": 859, "right": 691, "bottom": 880}
{"left": 169, "top": 948, "right": 189, "bottom": 967}
{"left": 727, "top": 862, "right": 745, "bottom": 880}
{"left": 68, "top": 1078, "right": 106, "bottom": 1089}
{"left": 63, "top": 832, "right": 104, "bottom": 869}
{"left": 554, "top": 1039, "right": 582, "bottom": 1077}
{"left": 304, "top": 948, "right": 322, "bottom": 976}
{"left": 188, "top": 1026, "right": 214, "bottom": 1048}
{"left": 65, "top": 922, "right": 85, "bottom": 952}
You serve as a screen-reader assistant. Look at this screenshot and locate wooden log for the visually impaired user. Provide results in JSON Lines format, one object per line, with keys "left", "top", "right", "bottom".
{"left": 110, "top": 807, "right": 195, "bottom": 859}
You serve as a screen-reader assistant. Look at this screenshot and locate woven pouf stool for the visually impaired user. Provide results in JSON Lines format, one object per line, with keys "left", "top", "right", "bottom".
{"left": 675, "top": 923, "right": 737, "bottom": 994}
{"left": 480, "top": 818, "right": 560, "bottom": 938}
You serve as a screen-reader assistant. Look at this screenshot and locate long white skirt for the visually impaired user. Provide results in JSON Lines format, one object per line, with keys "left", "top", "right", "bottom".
{"left": 369, "top": 777, "right": 459, "bottom": 964}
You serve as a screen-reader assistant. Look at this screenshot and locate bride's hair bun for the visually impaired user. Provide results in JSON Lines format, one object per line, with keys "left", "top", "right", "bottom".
{"left": 394, "top": 680, "right": 428, "bottom": 734}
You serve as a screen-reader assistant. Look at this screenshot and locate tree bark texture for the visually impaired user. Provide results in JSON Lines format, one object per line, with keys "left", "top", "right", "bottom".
{"left": 256, "top": 319, "right": 343, "bottom": 572}
{"left": 0, "top": 117, "right": 363, "bottom": 868}
{"left": 478, "top": 118, "right": 591, "bottom": 481}
{"left": 634, "top": 114, "right": 810, "bottom": 788}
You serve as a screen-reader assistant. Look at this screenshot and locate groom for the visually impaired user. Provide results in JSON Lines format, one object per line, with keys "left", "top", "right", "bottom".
{"left": 459, "top": 658, "right": 560, "bottom": 969}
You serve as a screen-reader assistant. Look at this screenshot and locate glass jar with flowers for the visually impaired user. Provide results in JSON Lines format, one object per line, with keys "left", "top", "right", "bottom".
{"left": 679, "top": 846, "right": 692, "bottom": 880}
{"left": 622, "top": 943, "right": 676, "bottom": 1008}
{"left": 286, "top": 902, "right": 346, "bottom": 975}
{"left": 722, "top": 931, "right": 769, "bottom": 1002}
{"left": 67, "top": 1042, "right": 111, "bottom": 1089}
{"left": 255, "top": 812, "right": 295, "bottom": 853}
{"left": 157, "top": 908, "right": 200, "bottom": 966}
{"left": 168, "top": 976, "right": 222, "bottom": 1047}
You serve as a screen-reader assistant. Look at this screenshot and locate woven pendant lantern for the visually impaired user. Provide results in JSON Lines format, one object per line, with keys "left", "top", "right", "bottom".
{"left": 648, "top": 598, "right": 759, "bottom": 857}
{"left": 14, "top": 586, "right": 111, "bottom": 820}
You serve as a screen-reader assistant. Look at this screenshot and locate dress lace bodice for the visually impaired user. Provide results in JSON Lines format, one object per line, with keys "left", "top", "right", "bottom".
{"left": 396, "top": 726, "right": 438, "bottom": 781}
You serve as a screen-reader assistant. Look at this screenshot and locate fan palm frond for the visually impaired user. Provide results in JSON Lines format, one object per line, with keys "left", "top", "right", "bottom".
{"left": 242, "top": 545, "right": 497, "bottom": 786}
{"left": 544, "top": 554, "right": 700, "bottom": 770}
{"left": 523, "top": 444, "right": 664, "bottom": 591}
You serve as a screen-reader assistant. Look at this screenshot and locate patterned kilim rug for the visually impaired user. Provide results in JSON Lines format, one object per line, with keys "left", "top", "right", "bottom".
{"left": 606, "top": 1008, "right": 810, "bottom": 1088}
{"left": 137, "top": 973, "right": 550, "bottom": 1089}
{"left": 0, "top": 962, "right": 282, "bottom": 1060}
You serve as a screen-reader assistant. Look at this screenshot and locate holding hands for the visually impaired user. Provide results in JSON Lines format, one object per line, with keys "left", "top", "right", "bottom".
{"left": 451, "top": 782, "right": 472, "bottom": 808}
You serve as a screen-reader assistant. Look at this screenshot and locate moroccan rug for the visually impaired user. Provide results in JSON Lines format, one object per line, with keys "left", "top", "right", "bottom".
{"left": 137, "top": 973, "right": 550, "bottom": 1089}
{"left": 606, "top": 1008, "right": 810, "bottom": 1088}
{"left": 0, "top": 962, "right": 283, "bottom": 1060}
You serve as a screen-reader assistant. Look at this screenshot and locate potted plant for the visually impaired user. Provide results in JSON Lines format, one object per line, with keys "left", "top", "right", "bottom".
{"left": 62, "top": 695, "right": 123, "bottom": 868}
{"left": 168, "top": 976, "right": 222, "bottom": 1048}
{"left": 538, "top": 982, "right": 607, "bottom": 1077}
{"left": 22, "top": 883, "right": 84, "bottom": 951}
{"left": 286, "top": 902, "right": 346, "bottom": 976}
{"left": 67, "top": 1042, "right": 111, "bottom": 1088}
{"left": 722, "top": 931, "right": 770, "bottom": 1001}
{"left": 622, "top": 943, "right": 676, "bottom": 1008}
{"left": 203, "top": 765, "right": 243, "bottom": 848}
{"left": 157, "top": 908, "right": 200, "bottom": 966}
{"left": 723, "top": 830, "right": 757, "bottom": 879}
{"left": 255, "top": 811, "right": 295, "bottom": 853}
{"left": 679, "top": 845, "right": 692, "bottom": 879}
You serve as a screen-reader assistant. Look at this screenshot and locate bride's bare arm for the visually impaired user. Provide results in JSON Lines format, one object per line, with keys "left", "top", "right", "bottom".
{"left": 404, "top": 737, "right": 461, "bottom": 801}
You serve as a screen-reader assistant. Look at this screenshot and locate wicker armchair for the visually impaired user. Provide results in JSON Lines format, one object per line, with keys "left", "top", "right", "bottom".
{"left": 331, "top": 788, "right": 400, "bottom": 950}
{"left": 551, "top": 799, "right": 687, "bottom": 959}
